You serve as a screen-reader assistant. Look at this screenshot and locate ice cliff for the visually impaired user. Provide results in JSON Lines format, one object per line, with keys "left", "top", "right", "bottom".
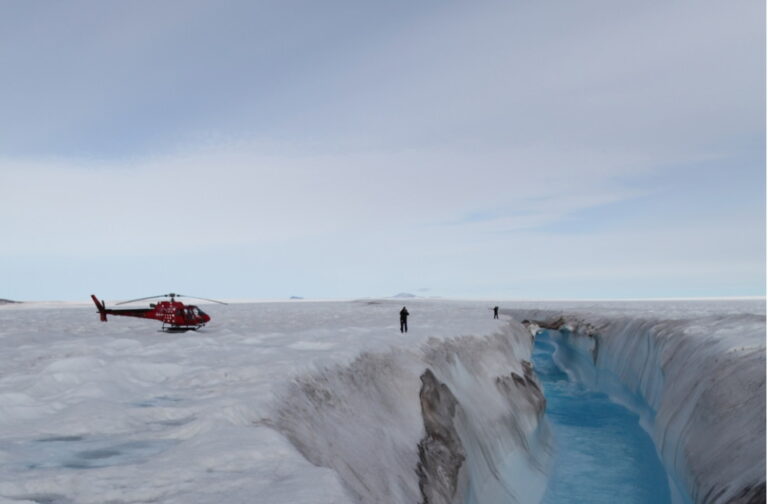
{"left": 272, "top": 324, "right": 551, "bottom": 504}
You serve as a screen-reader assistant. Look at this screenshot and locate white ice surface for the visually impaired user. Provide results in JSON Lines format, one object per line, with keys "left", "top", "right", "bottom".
{"left": 0, "top": 299, "right": 531, "bottom": 504}
{"left": 0, "top": 298, "right": 762, "bottom": 504}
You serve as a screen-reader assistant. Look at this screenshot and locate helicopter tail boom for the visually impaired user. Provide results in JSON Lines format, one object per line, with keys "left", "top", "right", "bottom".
{"left": 91, "top": 294, "right": 108, "bottom": 322}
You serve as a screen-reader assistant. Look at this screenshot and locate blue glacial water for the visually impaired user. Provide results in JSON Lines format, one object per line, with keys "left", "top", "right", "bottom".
{"left": 532, "top": 331, "right": 672, "bottom": 504}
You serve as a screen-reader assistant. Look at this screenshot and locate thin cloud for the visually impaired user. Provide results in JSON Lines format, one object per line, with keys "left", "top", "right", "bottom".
{"left": 0, "top": 0, "right": 762, "bottom": 299}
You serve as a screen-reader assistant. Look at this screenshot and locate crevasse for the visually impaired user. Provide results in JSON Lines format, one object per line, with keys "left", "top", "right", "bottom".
{"left": 273, "top": 307, "right": 764, "bottom": 504}
{"left": 511, "top": 309, "right": 765, "bottom": 504}
{"left": 273, "top": 322, "right": 553, "bottom": 504}
{"left": 532, "top": 329, "right": 673, "bottom": 503}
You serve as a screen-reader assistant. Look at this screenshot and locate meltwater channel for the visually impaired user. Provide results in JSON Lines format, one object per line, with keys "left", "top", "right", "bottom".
{"left": 531, "top": 330, "right": 672, "bottom": 504}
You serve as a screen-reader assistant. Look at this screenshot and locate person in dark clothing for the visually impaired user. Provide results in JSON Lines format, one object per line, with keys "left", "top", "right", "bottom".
{"left": 400, "top": 306, "right": 409, "bottom": 333}
{"left": 493, "top": 306, "right": 499, "bottom": 319}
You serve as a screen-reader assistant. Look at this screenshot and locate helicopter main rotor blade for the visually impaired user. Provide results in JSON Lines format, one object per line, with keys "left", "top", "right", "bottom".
{"left": 115, "top": 294, "right": 172, "bottom": 305}
{"left": 175, "top": 294, "right": 228, "bottom": 305}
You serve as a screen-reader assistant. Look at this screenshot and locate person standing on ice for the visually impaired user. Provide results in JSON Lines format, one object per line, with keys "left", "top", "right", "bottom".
{"left": 493, "top": 306, "right": 499, "bottom": 319}
{"left": 400, "top": 306, "right": 409, "bottom": 333}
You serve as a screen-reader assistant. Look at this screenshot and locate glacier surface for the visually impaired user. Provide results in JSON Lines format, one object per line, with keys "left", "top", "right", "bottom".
{"left": 0, "top": 298, "right": 763, "bottom": 503}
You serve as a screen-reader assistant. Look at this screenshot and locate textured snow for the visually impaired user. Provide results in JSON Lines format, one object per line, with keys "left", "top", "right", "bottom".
{"left": 0, "top": 298, "right": 762, "bottom": 504}
{"left": 0, "top": 299, "right": 540, "bottom": 504}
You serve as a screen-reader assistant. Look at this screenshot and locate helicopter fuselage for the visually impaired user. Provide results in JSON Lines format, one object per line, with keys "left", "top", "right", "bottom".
{"left": 91, "top": 295, "right": 211, "bottom": 331}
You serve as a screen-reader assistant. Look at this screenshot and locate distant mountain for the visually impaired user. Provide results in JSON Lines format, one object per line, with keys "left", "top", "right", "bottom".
{"left": 0, "top": 299, "right": 19, "bottom": 304}
{"left": 289, "top": 296, "right": 304, "bottom": 300}
{"left": 391, "top": 292, "right": 417, "bottom": 299}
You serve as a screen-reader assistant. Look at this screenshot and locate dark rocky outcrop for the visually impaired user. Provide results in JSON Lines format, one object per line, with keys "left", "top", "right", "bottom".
{"left": 532, "top": 316, "right": 566, "bottom": 331}
{"left": 726, "top": 482, "right": 766, "bottom": 504}
{"left": 495, "top": 360, "right": 547, "bottom": 417}
{"left": 416, "top": 369, "right": 466, "bottom": 504}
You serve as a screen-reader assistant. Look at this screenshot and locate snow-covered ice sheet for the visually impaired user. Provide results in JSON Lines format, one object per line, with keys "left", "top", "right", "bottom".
{"left": 0, "top": 298, "right": 762, "bottom": 504}
{"left": 0, "top": 299, "right": 538, "bottom": 504}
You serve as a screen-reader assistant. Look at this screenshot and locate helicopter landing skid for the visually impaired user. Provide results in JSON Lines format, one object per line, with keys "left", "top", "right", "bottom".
{"left": 161, "top": 324, "right": 204, "bottom": 333}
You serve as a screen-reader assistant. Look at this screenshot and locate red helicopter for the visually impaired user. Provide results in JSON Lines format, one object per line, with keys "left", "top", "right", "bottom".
{"left": 91, "top": 293, "right": 227, "bottom": 332}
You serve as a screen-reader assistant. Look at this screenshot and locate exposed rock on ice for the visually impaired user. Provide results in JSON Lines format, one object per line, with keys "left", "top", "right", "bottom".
{"left": 417, "top": 369, "right": 466, "bottom": 504}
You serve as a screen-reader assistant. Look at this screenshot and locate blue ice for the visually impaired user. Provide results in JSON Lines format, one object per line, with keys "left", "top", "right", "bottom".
{"left": 533, "top": 331, "right": 672, "bottom": 504}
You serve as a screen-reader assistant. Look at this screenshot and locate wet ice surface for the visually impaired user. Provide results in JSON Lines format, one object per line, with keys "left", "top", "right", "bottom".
{"left": 533, "top": 332, "right": 671, "bottom": 503}
{"left": 5, "top": 436, "right": 178, "bottom": 471}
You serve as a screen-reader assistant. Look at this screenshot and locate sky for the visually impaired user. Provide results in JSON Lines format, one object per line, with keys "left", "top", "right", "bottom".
{"left": 0, "top": 0, "right": 765, "bottom": 302}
